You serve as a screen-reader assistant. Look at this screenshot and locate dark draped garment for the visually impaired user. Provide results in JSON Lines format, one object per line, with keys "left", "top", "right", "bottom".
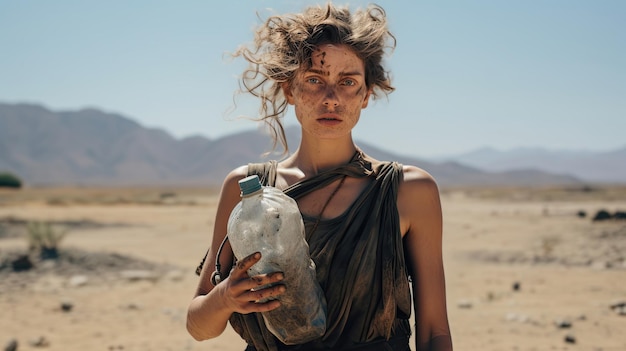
{"left": 228, "top": 151, "right": 412, "bottom": 350}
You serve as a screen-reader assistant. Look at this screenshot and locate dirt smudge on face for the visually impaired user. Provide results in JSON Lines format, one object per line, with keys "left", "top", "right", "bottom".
{"left": 318, "top": 50, "right": 327, "bottom": 67}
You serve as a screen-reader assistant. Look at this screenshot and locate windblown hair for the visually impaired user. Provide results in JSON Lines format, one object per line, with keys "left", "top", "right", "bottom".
{"left": 233, "top": 3, "right": 396, "bottom": 153}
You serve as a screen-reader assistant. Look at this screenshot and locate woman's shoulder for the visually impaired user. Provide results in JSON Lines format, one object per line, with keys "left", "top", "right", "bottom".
{"left": 362, "top": 153, "right": 436, "bottom": 185}
{"left": 365, "top": 152, "right": 439, "bottom": 195}
{"left": 394, "top": 164, "right": 441, "bottom": 236}
{"left": 401, "top": 164, "right": 436, "bottom": 182}
{"left": 220, "top": 165, "right": 250, "bottom": 194}
{"left": 396, "top": 164, "right": 440, "bottom": 210}
{"left": 223, "top": 161, "right": 279, "bottom": 189}
{"left": 400, "top": 164, "right": 439, "bottom": 193}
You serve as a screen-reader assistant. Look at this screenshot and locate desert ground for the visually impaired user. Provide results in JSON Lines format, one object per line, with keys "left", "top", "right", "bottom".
{"left": 1, "top": 185, "right": 625, "bottom": 351}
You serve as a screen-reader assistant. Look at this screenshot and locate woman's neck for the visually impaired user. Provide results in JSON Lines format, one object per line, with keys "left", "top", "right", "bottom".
{"left": 288, "top": 137, "right": 358, "bottom": 177}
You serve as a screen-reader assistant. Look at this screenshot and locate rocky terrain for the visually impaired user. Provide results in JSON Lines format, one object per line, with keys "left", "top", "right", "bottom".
{"left": 1, "top": 185, "right": 625, "bottom": 350}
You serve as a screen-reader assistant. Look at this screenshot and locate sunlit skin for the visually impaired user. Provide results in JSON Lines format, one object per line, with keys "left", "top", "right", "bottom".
{"left": 187, "top": 43, "right": 452, "bottom": 350}
{"left": 284, "top": 43, "right": 371, "bottom": 143}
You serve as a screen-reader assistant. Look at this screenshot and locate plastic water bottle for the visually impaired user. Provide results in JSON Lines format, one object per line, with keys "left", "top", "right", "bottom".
{"left": 227, "top": 175, "right": 327, "bottom": 344}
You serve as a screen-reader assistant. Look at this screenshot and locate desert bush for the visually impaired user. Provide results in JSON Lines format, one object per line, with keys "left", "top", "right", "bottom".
{"left": 593, "top": 209, "right": 612, "bottom": 221}
{"left": 26, "top": 221, "right": 68, "bottom": 259}
{"left": 0, "top": 172, "right": 22, "bottom": 188}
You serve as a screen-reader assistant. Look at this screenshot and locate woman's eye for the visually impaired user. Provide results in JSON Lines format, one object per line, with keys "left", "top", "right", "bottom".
{"left": 307, "top": 77, "right": 320, "bottom": 84}
{"left": 342, "top": 79, "right": 356, "bottom": 86}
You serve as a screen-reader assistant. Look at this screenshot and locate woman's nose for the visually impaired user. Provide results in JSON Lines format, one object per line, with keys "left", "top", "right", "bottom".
{"left": 323, "top": 86, "right": 339, "bottom": 107}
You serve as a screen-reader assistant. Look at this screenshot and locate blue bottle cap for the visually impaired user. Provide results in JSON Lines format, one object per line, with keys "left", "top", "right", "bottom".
{"left": 239, "top": 175, "right": 262, "bottom": 196}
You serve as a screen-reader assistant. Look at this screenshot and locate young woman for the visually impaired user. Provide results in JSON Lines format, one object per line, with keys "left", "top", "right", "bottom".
{"left": 187, "top": 4, "right": 453, "bottom": 350}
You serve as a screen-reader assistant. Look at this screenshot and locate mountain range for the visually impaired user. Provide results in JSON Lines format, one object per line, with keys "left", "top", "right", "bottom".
{"left": 438, "top": 146, "right": 626, "bottom": 184}
{"left": 2, "top": 102, "right": 618, "bottom": 188}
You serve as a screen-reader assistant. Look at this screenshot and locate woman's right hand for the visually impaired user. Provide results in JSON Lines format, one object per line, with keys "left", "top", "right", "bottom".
{"left": 217, "top": 251, "right": 286, "bottom": 314}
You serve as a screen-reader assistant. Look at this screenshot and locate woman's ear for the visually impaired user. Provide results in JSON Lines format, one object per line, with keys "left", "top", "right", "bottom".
{"left": 361, "top": 89, "right": 372, "bottom": 109}
{"left": 282, "top": 82, "right": 294, "bottom": 105}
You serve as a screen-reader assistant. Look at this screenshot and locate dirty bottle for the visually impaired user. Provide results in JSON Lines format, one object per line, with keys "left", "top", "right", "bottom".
{"left": 227, "top": 175, "right": 327, "bottom": 344}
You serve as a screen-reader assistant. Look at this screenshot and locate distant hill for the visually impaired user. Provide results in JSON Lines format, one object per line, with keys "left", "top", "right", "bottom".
{"left": 0, "top": 102, "right": 582, "bottom": 188}
{"left": 439, "top": 146, "right": 626, "bottom": 184}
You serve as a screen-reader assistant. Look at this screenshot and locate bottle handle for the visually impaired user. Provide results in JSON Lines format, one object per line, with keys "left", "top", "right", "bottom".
{"left": 195, "top": 234, "right": 230, "bottom": 287}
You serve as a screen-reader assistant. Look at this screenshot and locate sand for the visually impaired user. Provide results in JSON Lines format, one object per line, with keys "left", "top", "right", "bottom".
{"left": 1, "top": 186, "right": 625, "bottom": 350}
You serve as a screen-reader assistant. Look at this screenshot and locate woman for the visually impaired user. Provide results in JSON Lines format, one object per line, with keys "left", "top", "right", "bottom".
{"left": 187, "top": 3, "right": 452, "bottom": 350}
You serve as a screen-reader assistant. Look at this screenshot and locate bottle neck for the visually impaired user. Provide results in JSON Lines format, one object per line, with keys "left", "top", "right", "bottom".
{"left": 241, "top": 187, "right": 263, "bottom": 198}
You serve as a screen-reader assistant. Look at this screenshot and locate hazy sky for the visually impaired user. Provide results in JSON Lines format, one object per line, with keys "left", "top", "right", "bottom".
{"left": 1, "top": 0, "right": 624, "bottom": 157}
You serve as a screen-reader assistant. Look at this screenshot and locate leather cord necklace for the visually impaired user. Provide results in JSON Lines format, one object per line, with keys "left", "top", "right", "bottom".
{"left": 308, "top": 174, "right": 347, "bottom": 238}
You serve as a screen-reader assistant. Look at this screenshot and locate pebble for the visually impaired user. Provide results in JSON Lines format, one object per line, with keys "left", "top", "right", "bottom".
{"left": 554, "top": 318, "right": 572, "bottom": 328}
{"left": 609, "top": 300, "right": 626, "bottom": 316}
{"left": 120, "top": 270, "right": 159, "bottom": 282}
{"left": 60, "top": 299, "right": 74, "bottom": 312}
{"left": 505, "top": 312, "right": 533, "bottom": 324}
{"left": 10, "top": 255, "right": 33, "bottom": 272}
{"left": 4, "top": 339, "right": 17, "bottom": 351}
{"left": 121, "top": 302, "right": 141, "bottom": 310}
{"left": 457, "top": 299, "right": 473, "bottom": 309}
{"left": 68, "top": 275, "right": 89, "bottom": 287}
{"left": 609, "top": 300, "right": 626, "bottom": 310}
{"left": 29, "top": 336, "right": 50, "bottom": 347}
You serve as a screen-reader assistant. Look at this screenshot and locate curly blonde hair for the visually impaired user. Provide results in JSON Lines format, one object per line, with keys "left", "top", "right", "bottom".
{"left": 233, "top": 3, "right": 396, "bottom": 152}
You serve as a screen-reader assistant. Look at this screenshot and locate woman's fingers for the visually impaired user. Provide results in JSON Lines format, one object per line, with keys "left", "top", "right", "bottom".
{"left": 243, "top": 298, "right": 282, "bottom": 313}
{"left": 221, "top": 252, "right": 286, "bottom": 314}
{"left": 229, "top": 251, "right": 261, "bottom": 280}
{"left": 244, "top": 280, "right": 286, "bottom": 301}
{"left": 225, "top": 278, "right": 285, "bottom": 313}
{"left": 245, "top": 271, "right": 285, "bottom": 290}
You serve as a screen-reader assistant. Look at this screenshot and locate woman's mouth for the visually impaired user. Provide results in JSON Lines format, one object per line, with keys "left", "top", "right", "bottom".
{"left": 318, "top": 113, "right": 341, "bottom": 121}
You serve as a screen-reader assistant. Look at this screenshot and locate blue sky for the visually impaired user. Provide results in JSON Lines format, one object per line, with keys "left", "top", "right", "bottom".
{"left": 1, "top": 0, "right": 624, "bottom": 157}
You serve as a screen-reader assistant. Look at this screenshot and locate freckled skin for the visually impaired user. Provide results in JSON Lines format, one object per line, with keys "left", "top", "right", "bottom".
{"left": 284, "top": 44, "right": 371, "bottom": 140}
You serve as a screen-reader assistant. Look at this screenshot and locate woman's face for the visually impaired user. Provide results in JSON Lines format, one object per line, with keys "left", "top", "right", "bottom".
{"left": 284, "top": 43, "right": 371, "bottom": 140}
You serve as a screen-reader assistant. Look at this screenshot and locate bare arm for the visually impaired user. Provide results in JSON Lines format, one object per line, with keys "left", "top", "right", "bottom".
{"left": 186, "top": 167, "right": 285, "bottom": 341}
{"left": 398, "top": 166, "right": 453, "bottom": 351}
